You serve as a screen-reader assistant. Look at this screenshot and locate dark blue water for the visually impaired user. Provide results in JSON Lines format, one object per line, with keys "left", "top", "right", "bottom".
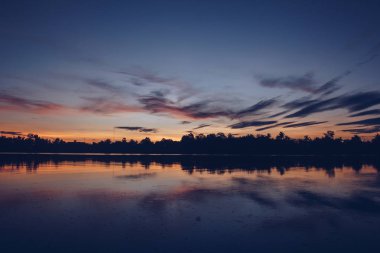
{"left": 1, "top": 154, "right": 380, "bottom": 252}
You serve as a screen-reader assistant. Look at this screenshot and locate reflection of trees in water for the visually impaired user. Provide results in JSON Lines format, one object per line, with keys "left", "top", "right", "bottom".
{"left": 0, "top": 154, "right": 379, "bottom": 177}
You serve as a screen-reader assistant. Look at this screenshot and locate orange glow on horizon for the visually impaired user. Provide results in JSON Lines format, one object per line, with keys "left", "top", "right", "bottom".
{"left": 1, "top": 126, "right": 377, "bottom": 143}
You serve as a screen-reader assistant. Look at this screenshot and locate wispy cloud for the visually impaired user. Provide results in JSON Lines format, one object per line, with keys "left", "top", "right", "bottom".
{"left": 0, "top": 92, "right": 66, "bottom": 113}
{"left": 115, "top": 126, "right": 158, "bottom": 133}
{"left": 284, "top": 97, "right": 338, "bottom": 118}
{"left": 0, "top": 131, "right": 23, "bottom": 136}
{"left": 349, "top": 109, "right": 380, "bottom": 117}
{"left": 339, "top": 92, "right": 380, "bottom": 112}
{"left": 119, "top": 66, "right": 177, "bottom": 86}
{"left": 341, "top": 126, "right": 380, "bottom": 134}
{"left": 267, "top": 110, "right": 289, "bottom": 118}
{"left": 315, "top": 70, "right": 351, "bottom": 95}
{"left": 356, "top": 40, "right": 380, "bottom": 67}
{"left": 137, "top": 95, "right": 277, "bottom": 121}
{"left": 258, "top": 72, "right": 316, "bottom": 93}
{"left": 258, "top": 72, "right": 341, "bottom": 95}
{"left": 283, "top": 121, "right": 328, "bottom": 128}
{"left": 80, "top": 97, "right": 141, "bottom": 114}
{"left": 193, "top": 124, "right": 211, "bottom": 130}
{"left": 138, "top": 94, "right": 232, "bottom": 120}
{"left": 285, "top": 91, "right": 380, "bottom": 118}
{"left": 337, "top": 117, "right": 380, "bottom": 127}
{"left": 116, "top": 66, "right": 201, "bottom": 103}
{"left": 117, "top": 66, "right": 198, "bottom": 99}
{"left": 356, "top": 53, "right": 378, "bottom": 66}
{"left": 256, "top": 122, "right": 295, "bottom": 131}
{"left": 236, "top": 98, "right": 277, "bottom": 117}
{"left": 85, "top": 79, "right": 122, "bottom": 94}
{"left": 229, "top": 120, "right": 277, "bottom": 129}
{"left": 283, "top": 97, "right": 317, "bottom": 110}
{"left": 258, "top": 71, "right": 350, "bottom": 95}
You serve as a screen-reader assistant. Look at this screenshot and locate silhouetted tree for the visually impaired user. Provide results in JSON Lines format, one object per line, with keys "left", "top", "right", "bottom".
{"left": 324, "top": 131, "right": 335, "bottom": 140}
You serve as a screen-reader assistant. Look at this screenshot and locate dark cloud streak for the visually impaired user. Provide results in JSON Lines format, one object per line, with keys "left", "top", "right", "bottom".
{"left": 267, "top": 110, "right": 289, "bottom": 118}
{"left": 337, "top": 117, "right": 380, "bottom": 127}
{"left": 115, "top": 126, "right": 157, "bottom": 133}
{"left": 258, "top": 72, "right": 346, "bottom": 95}
{"left": 285, "top": 91, "right": 380, "bottom": 118}
{"left": 85, "top": 79, "right": 121, "bottom": 93}
{"left": 0, "top": 131, "right": 23, "bottom": 136}
{"left": 193, "top": 124, "right": 211, "bottom": 130}
{"left": 283, "top": 121, "right": 328, "bottom": 128}
{"left": 349, "top": 109, "right": 380, "bottom": 117}
{"left": 138, "top": 95, "right": 233, "bottom": 120}
{"left": 229, "top": 120, "right": 277, "bottom": 129}
{"left": 258, "top": 69, "right": 353, "bottom": 95}
{"left": 258, "top": 73, "right": 316, "bottom": 93}
{"left": 256, "top": 122, "right": 295, "bottom": 131}
{"left": 341, "top": 126, "right": 380, "bottom": 134}
{"left": 315, "top": 70, "right": 351, "bottom": 95}
{"left": 236, "top": 98, "right": 277, "bottom": 117}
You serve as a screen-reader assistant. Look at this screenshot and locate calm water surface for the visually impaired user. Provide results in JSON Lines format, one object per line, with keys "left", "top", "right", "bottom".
{"left": 1, "top": 155, "right": 380, "bottom": 253}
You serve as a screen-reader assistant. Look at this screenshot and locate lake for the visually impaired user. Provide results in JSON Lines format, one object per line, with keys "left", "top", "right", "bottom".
{"left": 1, "top": 154, "right": 380, "bottom": 253}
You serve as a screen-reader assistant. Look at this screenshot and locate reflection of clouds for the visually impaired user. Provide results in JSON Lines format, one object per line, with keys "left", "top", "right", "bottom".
{"left": 139, "top": 187, "right": 227, "bottom": 212}
{"left": 136, "top": 175, "right": 280, "bottom": 212}
{"left": 1, "top": 156, "right": 380, "bottom": 216}
{"left": 137, "top": 171, "right": 380, "bottom": 215}
{"left": 1, "top": 159, "right": 380, "bottom": 253}
{"left": 287, "top": 190, "right": 380, "bottom": 215}
{"left": 257, "top": 210, "right": 343, "bottom": 233}
{"left": 0, "top": 190, "right": 64, "bottom": 212}
{"left": 73, "top": 190, "right": 138, "bottom": 210}
{"left": 139, "top": 193, "right": 168, "bottom": 211}
{"left": 232, "top": 176, "right": 275, "bottom": 187}
{"left": 243, "top": 191, "right": 278, "bottom": 208}
{"left": 115, "top": 172, "right": 157, "bottom": 180}
{"left": 231, "top": 177, "right": 279, "bottom": 208}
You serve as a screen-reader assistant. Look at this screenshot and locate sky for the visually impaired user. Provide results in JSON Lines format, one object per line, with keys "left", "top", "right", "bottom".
{"left": 1, "top": 0, "right": 380, "bottom": 141}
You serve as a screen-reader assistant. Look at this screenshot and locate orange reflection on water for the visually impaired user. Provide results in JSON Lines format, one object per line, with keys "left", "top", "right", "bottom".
{"left": 0, "top": 160, "right": 377, "bottom": 203}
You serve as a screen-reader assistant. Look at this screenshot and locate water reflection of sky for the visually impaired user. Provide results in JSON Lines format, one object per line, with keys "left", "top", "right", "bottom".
{"left": 1, "top": 158, "right": 380, "bottom": 252}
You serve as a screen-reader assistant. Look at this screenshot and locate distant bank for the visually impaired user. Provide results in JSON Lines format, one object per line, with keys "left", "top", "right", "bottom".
{"left": 1, "top": 131, "right": 380, "bottom": 155}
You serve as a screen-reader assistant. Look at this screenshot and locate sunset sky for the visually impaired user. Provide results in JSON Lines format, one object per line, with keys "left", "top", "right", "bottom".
{"left": 1, "top": 0, "right": 380, "bottom": 141}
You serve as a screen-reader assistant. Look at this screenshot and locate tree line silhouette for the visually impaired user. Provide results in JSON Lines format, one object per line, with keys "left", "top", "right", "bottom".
{"left": 0, "top": 131, "right": 379, "bottom": 154}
